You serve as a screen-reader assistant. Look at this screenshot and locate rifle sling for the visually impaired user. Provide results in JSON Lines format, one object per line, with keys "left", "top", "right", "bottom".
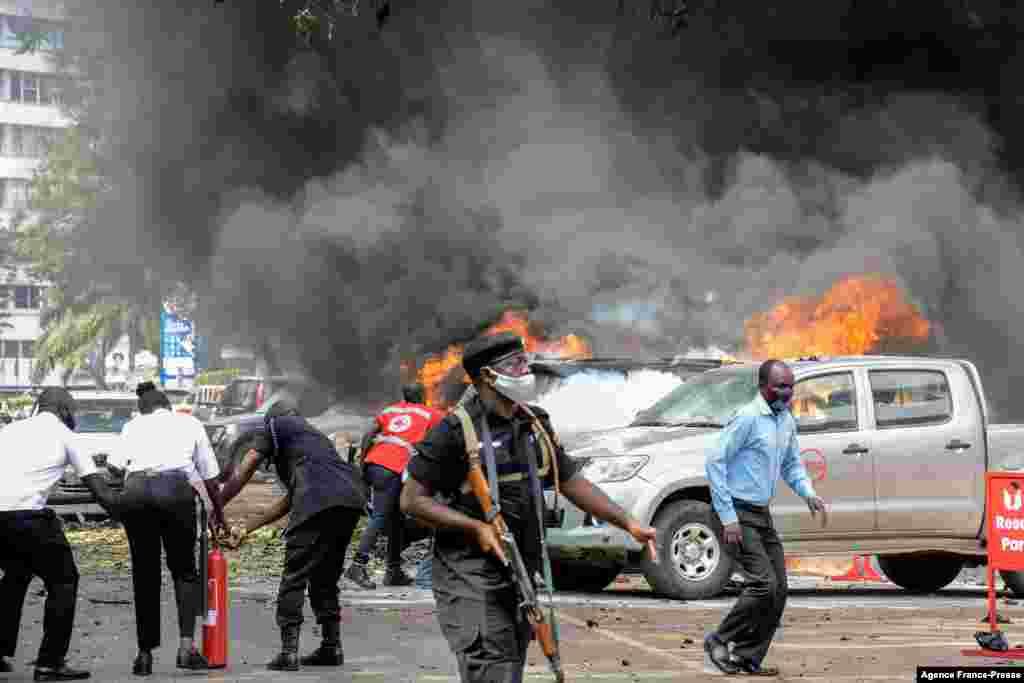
{"left": 479, "top": 413, "right": 502, "bottom": 523}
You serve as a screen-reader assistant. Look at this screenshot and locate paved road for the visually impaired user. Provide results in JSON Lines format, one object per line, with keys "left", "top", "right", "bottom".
{"left": 1, "top": 575, "right": 1015, "bottom": 682}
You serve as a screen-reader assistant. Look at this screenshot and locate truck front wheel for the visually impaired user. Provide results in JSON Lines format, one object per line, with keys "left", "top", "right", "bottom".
{"left": 641, "top": 500, "right": 734, "bottom": 600}
{"left": 877, "top": 553, "right": 964, "bottom": 593}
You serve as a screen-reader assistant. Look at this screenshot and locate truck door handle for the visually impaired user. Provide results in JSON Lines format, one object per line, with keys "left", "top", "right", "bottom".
{"left": 946, "top": 439, "right": 971, "bottom": 451}
{"left": 842, "top": 444, "right": 869, "bottom": 455}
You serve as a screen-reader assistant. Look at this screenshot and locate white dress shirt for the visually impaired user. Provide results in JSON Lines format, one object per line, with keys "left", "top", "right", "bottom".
{"left": 0, "top": 412, "right": 99, "bottom": 511}
{"left": 112, "top": 409, "right": 220, "bottom": 481}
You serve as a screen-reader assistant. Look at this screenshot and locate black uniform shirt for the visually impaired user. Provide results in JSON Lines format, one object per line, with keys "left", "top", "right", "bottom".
{"left": 407, "top": 396, "right": 580, "bottom": 598}
{"left": 250, "top": 415, "right": 367, "bottom": 535}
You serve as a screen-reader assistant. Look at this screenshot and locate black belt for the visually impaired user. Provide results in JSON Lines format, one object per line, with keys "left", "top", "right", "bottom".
{"left": 732, "top": 498, "right": 769, "bottom": 514}
{"left": 0, "top": 508, "right": 56, "bottom": 520}
{"left": 128, "top": 469, "right": 188, "bottom": 479}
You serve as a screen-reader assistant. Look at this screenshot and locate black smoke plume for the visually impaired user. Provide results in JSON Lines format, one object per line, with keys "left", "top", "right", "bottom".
{"left": 59, "top": 0, "right": 1024, "bottom": 416}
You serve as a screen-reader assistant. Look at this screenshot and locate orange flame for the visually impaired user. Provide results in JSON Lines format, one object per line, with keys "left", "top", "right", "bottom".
{"left": 745, "top": 275, "right": 931, "bottom": 359}
{"left": 412, "top": 310, "right": 591, "bottom": 408}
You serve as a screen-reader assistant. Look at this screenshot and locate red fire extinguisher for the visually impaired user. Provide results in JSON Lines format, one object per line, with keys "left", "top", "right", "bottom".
{"left": 202, "top": 516, "right": 229, "bottom": 668}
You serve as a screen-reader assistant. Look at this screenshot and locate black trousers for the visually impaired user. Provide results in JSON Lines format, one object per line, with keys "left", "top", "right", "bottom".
{"left": 715, "top": 501, "right": 787, "bottom": 668}
{"left": 436, "top": 586, "right": 531, "bottom": 683}
{"left": 119, "top": 471, "right": 200, "bottom": 651}
{"left": 0, "top": 509, "right": 80, "bottom": 667}
{"left": 277, "top": 506, "right": 361, "bottom": 629}
{"left": 353, "top": 464, "right": 404, "bottom": 568}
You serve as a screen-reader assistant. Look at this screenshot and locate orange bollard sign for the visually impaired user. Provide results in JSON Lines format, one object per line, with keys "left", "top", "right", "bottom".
{"left": 963, "top": 472, "right": 1024, "bottom": 659}
{"left": 988, "top": 472, "right": 1024, "bottom": 569}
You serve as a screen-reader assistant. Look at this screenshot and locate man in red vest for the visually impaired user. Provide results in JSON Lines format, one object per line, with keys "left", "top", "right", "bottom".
{"left": 345, "top": 383, "right": 444, "bottom": 589}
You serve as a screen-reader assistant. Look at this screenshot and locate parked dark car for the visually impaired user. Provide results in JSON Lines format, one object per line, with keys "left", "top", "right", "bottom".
{"left": 49, "top": 390, "right": 134, "bottom": 519}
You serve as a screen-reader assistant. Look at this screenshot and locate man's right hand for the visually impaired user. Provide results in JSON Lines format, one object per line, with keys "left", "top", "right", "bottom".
{"left": 473, "top": 522, "right": 508, "bottom": 566}
{"left": 723, "top": 522, "right": 742, "bottom": 545}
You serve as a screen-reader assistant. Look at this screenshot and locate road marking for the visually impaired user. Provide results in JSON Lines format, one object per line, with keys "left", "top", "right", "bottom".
{"left": 556, "top": 611, "right": 700, "bottom": 671}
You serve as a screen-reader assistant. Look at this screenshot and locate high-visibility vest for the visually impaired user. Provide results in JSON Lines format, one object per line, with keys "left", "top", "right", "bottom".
{"left": 365, "top": 402, "right": 445, "bottom": 474}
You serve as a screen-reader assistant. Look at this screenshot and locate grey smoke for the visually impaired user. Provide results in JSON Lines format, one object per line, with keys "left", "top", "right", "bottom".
{"left": 57, "top": 1, "right": 1024, "bottom": 416}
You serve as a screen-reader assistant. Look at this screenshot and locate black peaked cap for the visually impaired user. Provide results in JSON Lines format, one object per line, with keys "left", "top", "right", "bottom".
{"left": 462, "top": 332, "right": 524, "bottom": 378}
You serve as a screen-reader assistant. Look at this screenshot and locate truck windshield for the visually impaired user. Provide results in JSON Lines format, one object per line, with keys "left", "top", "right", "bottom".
{"left": 630, "top": 367, "right": 758, "bottom": 428}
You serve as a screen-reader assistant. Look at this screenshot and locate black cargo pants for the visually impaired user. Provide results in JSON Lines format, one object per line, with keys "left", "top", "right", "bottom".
{"left": 436, "top": 585, "right": 532, "bottom": 683}
{"left": 277, "top": 506, "right": 361, "bottom": 629}
{"left": 714, "top": 499, "right": 787, "bottom": 668}
{"left": 0, "top": 509, "right": 81, "bottom": 668}
{"left": 120, "top": 470, "right": 201, "bottom": 651}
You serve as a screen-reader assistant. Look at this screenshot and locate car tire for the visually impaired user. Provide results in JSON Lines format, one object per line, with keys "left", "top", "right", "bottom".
{"left": 1000, "top": 570, "right": 1024, "bottom": 598}
{"left": 550, "top": 560, "right": 623, "bottom": 593}
{"left": 641, "top": 499, "right": 733, "bottom": 600}
{"left": 877, "top": 553, "right": 964, "bottom": 593}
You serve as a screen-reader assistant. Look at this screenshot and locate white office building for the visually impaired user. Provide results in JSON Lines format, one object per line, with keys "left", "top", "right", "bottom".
{"left": 0, "top": 0, "right": 66, "bottom": 387}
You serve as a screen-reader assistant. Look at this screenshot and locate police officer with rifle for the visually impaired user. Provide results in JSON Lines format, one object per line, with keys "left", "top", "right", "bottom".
{"left": 401, "top": 333, "right": 657, "bottom": 683}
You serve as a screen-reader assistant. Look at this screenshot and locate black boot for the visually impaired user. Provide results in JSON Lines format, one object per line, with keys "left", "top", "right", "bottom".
{"left": 0, "top": 656, "right": 12, "bottom": 673}
{"left": 300, "top": 621, "right": 343, "bottom": 666}
{"left": 344, "top": 562, "right": 376, "bottom": 590}
{"left": 132, "top": 651, "right": 152, "bottom": 676}
{"left": 267, "top": 626, "right": 300, "bottom": 671}
{"left": 382, "top": 566, "right": 415, "bottom": 587}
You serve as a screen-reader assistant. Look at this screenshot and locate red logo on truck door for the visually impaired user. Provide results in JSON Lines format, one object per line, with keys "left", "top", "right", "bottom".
{"left": 987, "top": 474, "right": 1024, "bottom": 572}
{"left": 800, "top": 448, "right": 827, "bottom": 482}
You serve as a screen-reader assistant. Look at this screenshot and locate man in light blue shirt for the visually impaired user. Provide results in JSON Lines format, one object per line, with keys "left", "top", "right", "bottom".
{"left": 703, "top": 360, "right": 827, "bottom": 676}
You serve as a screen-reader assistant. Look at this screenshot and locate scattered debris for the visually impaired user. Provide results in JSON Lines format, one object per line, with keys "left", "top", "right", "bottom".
{"left": 683, "top": 637, "right": 694, "bottom": 644}
{"left": 585, "top": 619, "right": 599, "bottom": 629}
{"left": 975, "top": 630, "right": 1010, "bottom": 652}
{"left": 621, "top": 659, "right": 630, "bottom": 667}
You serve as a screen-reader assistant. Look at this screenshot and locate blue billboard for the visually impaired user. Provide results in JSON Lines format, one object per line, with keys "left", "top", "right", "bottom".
{"left": 160, "top": 302, "right": 195, "bottom": 387}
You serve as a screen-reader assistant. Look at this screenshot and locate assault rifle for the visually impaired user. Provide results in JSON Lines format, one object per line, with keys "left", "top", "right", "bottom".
{"left": 465, "top": 461, "right": 565, "bottom": 683}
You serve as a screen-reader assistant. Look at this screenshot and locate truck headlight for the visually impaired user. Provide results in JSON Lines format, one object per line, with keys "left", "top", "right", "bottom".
{"left": 580, "top": 455, "right": 649, "bottom": 483}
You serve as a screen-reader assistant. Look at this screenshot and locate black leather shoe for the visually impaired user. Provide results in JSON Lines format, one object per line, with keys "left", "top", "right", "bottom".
{"left": 344, "top": 564, "right": 375, "bottom": 590}
{"left": 33, "top": 664, "right": 91, "bottom": 681}
{"left": 299, "top": 646, "right": 343, "bottom": 666}
{"left": 267, "top": 652, "right": 299, "bottom": 671}
{"left": 0, "top": 656, "right": 13, "bottom": 673}
{"left": 132, "top": 651, "right": 152, "bottom": 676}
{"left": 703, "top": 634, "right": 739, "bottom": 675}
{"left": 175, "top": 648, "right": 209, "bottom": 671}
{"left": 382, "top": 569, "right": 415, "bottom": 587}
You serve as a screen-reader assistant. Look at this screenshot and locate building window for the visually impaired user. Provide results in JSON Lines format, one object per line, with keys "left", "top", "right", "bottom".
{"left": 0, "top": 124, "right": 60, "bottom": 157}
{"left": 20, "top": 340, "right": 33, "bottom": 358}
{"left": 0, "top": 285, "right": 8, "bottom": 309}
{"left": 13, "top": 285, "right": 41, "bottom": 309}
{"left": 0, "top": 339, "right": 17, "bottom": 359}
{"left": 0, "top": 178, "right": 31, "bottom": 209}
{"left": 3, "top": 70, "right": 62, "bottom": 105}
{"left": 0, "top": 15, "right": 64, "bottom": 51}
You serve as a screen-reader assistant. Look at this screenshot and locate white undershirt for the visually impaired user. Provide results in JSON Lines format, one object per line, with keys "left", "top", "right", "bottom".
{"left": 111, "top": 409, "right": 220, "bottom": 481}
{"left": 0, "top": 412, "right": 99, "bottom": 512}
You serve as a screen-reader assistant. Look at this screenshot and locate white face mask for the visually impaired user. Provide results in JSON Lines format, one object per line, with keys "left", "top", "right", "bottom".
{"left": 491, "top": 371, "right": 538, "bottom": 404}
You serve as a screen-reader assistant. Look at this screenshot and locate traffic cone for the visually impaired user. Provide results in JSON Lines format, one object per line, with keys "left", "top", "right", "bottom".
{"left": 829, "top": 555, "right": 887, "bottom": 582}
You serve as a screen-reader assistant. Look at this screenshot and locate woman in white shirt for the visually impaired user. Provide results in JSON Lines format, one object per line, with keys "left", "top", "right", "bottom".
{"left": 111, "top": 382, "right": 225, "bottom": 677}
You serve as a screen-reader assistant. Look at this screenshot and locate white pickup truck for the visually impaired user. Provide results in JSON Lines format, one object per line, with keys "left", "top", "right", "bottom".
{"left": 547, "top": 356, "right": 1024, "bottom": 599}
